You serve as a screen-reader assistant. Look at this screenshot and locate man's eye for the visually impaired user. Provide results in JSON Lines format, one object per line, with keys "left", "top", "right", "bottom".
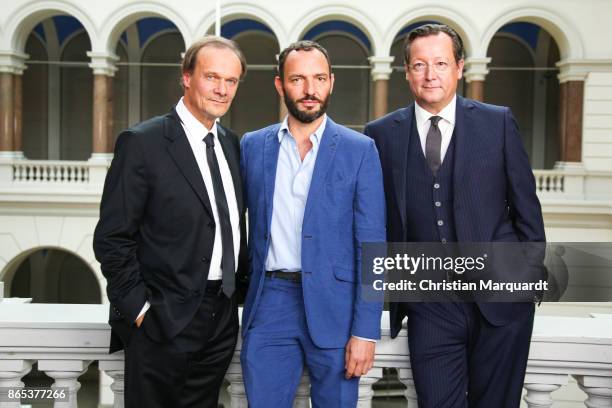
{"left": 437, "top": 62, "right": 448, "bottom": 68}
{"left": 413, "top": 63, "right": 425, "bottom": 70}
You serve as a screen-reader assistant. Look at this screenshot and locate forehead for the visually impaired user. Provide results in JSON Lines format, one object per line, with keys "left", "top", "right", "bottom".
{"left": 284, "top": 49, "right": 330, "bottom": 74}
{"left": 409, "top": 33, "right": 455, "bottom": 60}
{"left": 194, "top": 46, "right": 242, "bottom": 75}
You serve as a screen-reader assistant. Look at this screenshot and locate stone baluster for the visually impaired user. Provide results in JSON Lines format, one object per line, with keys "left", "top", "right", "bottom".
{"left": 523, "top": 373, "right": 568, "bottom": 408}
{"left": 39, "top": 360, "right": 91, "bottom": 408}
{"left": 398, "top": 368, "right": 418, "bottom": 408}
{"left": 358, "top": 368, "right": 383, "bottom": 407}
{"left": 99, "top": 360, "right": 125, "bottom": 408}
{"left": 575, "top": 375, "right": 612, "bottom": 408}
{"left": 0, "top": 360, "right": 32, "bottom": 408}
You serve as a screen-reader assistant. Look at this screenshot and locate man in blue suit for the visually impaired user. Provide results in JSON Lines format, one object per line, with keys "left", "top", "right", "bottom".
{"left": 240, "top": 41, "right": 386, "bottom": 407}
{"left": 365, "top": 25, "right": 545, "bottom": 407}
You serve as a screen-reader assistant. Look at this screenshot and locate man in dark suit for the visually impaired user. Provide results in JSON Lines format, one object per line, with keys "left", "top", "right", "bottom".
{"left": 365, "top": 24, "right": 545, "bottom": 407}
{"left": 93, "top": 36, "right": 248, "bottom": 408}
{"left": 239, "top": 41, "right": 386, "bottom": 407}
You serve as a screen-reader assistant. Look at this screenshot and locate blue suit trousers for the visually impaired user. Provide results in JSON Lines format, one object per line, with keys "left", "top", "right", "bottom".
{"left": 240, "top": 276, "right": 359, "bottom": 407}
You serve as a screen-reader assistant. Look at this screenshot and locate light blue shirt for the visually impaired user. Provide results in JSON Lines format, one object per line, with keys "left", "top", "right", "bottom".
{"left": 265, "top": 115, "right": 327, "bottom": 272}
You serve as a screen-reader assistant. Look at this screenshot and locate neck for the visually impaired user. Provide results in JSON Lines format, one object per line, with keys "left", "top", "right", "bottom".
{"left": 183, "top": 97, "right": 215, "bottom": 130}
{"left": 287, "top": 114, "right": 324, "bottom": 142}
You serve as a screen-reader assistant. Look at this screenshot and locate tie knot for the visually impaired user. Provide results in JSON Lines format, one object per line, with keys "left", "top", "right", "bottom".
{"left": 203, "top": 132, "right": 215, "bottom": 148}
{"left": 430, "top": 116, "right": 442, "bottom": 127}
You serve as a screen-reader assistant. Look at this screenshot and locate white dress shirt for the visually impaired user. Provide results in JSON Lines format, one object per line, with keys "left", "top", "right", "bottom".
{"left": 137, "top": 98, "right": 240, "bottom": 320}
{"left": 414, "top": 94, "right": 457, "bottom": 163}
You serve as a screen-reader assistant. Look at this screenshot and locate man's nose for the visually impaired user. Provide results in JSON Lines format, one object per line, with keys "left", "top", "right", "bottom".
{"left": 424, "top": 64, "right": 437, "bottom": 80}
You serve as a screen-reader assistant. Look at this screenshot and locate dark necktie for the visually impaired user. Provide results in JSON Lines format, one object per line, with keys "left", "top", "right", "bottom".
{"left": 425, "top": 116, "right": 442, "bottom": 175}
{"left": 203, "top": 132, "right": 235, "bottom": 298}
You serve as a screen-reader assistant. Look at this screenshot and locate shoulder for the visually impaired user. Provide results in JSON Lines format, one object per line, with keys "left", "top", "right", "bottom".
{"left": 241, "top": 123, "right": 281, "bottom": 148}
{"left": 461, "top": 97, "right": 509, "bottom": 117}
{"left": 365, "top": 107, "right": 411, "bottom": 131}
{"left": 218, "top": 123, "right": 240, "bottom": 148}
{"left": 328, "top": 119, "right": 375, "bottom": 152}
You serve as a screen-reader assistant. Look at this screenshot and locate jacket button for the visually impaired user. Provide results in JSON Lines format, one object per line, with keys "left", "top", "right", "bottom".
{"left": 201, "top": 257, "right": 210, "bottom": 263}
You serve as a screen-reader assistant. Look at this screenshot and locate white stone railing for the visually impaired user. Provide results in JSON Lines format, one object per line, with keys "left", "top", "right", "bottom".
{"left": 534, "top": 170, "right": 566, "bottom": 195}
{"left": 11, "top": 160, "right": 90, "bottom": 184}
{"left": 2, "top": 158, "right": 612, "bottom": 202}
{"left": 1, "top": 303, "right": 611, "bottom": 408}
{"left": 0, "top": 157, "right": 111, "bottom": 195}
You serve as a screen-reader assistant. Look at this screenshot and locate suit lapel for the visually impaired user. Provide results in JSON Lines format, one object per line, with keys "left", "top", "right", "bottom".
{"left": 392, "top": 107, "right": 413, "bottom": 233}
{"left": 164, "top": 108, "right": 215, "bottom": 219}
{"left": 302, "top": 118, "right": 339, "bottom": 226}
{"left": 217, "top": 124, "right": 244, "bottom": 214}
{"left": 263, "top": 125, "right": 281, "bottom": 234}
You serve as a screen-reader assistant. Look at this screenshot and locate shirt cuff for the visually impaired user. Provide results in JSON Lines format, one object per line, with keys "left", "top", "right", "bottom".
{"left": 352, "top": 335, "right": 377, "bottom": 343}
{"left": 136, "top": 301, "right": 150, "bottom": 321}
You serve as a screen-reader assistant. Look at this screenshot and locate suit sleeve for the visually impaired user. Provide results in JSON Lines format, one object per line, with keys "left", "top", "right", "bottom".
{"left": 236, "top": 134, "right": 250, "bottom": 302}
{"left": 351, "top": 139, "right": 386, "bottom": 340}
{"left": 503, "top": 108, "right": 546, "bottom": 242}
{"left": 93, "top": 130, "right": 149, "bottom": 323}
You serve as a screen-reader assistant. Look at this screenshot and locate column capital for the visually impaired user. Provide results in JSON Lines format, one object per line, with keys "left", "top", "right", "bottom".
{"left": 556, "top": 59, "right": 612, "bottom": 83}
{"left": 0, "top": 51, "right": 28, "bottom": 75}
{"left": 463, "top": 57, "right": 491, "bottom": 82}
{"left": 369, "top": 56, "right": 395, "bottom": 81}
{"left": 87, "top": 51, "right": 119, "bottom": 76}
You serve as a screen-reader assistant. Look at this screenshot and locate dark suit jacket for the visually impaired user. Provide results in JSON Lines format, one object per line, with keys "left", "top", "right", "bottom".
{"left": 365, "top": 96, "right": 546, "bottom": 337}
{"left": 93, "top": 108, "right": 248, "bottom": 353}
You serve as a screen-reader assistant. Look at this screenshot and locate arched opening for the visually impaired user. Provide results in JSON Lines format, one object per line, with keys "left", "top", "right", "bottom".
{"left": 215, "top": 19, "right": 280, "bottom": 136}
{"left": 302, "top": 21, "right": 371, "bottom": 131}
{"left": 2, "top": 247, "right": 101, "bottom": 406}
{"left": 388, "top": 21, "right": 467, "bottom": 114}
{"left": 21, "top": 16, "right": 93, "bottom": 160}
{"left": 139, "top": 18, "right": 184, "bottom": 120}
{"left": 486, "top": 22, "right": 561, "bottom": 169}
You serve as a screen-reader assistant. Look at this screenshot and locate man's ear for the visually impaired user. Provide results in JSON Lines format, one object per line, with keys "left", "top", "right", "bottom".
{"left": 329, "top": 72, "right": 335, "bottom": 95}
{"left": 182, "top": 71, "right": 191, "bottom": 89}
{"left": 274, "top": 76, "right": 284, "bottom": 97}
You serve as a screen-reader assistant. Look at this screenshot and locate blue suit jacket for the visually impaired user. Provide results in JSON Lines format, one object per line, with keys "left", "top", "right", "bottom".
{"left": 365, "top": 96, "right": 546, "bottom": 336}
{"left": 240, "top": 117, "right": 386, "bottom": 348}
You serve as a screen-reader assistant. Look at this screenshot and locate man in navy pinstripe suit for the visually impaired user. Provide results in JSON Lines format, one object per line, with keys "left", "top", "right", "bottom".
{"left": 365, "top": 24, "right": 545, "bottom": 407}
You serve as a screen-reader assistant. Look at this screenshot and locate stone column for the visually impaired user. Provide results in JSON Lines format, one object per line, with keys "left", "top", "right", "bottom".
{"left": 0, "top": 72, "right": 13, "bottom": 155}
{"left": 0, "top": 51, "right": 27, "bottom": 159}
{"left": 13, "top": 74, "right": 23, "bottom": 159}
{"left": 463, "top": 57, "right": 491, "bottom": 102}
{"left": 556, "top": 60, "right": 587, "bottom": 165}
{"left": 87, "top": 52, "right": 118, "bottom": 161}
{"left": 369, "top": 56, "right": 394, "bottom": 119}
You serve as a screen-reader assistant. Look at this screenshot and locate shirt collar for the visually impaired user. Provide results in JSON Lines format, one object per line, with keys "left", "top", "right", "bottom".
{"left": 175, "top": 97, "right": 218, "bottom": 140}
{"left": 414, "top": 94, "right": 457, "bottom": 128}
{"left": 278, "top": 114, "right": 327, "bottom": 144}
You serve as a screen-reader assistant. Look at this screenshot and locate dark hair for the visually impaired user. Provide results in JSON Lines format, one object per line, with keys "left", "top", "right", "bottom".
{"left": 277, "top": 40, "right": 332, "bottom": 80}
{"left": 181, "top": 36, "right": 247, "bottom": 86}
{"left": 403, "top": 24, "right": 464, "bottom": 64}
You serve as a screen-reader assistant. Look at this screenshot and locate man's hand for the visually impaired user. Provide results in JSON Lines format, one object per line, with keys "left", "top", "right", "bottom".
{"left": 344, "top": 337, "right": 375, "bottom": 379}
{"left": 135, "top": 313, "right": 145, "bottom": 328}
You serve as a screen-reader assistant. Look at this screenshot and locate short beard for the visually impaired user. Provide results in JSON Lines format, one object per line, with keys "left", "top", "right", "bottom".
{"left": 283, "top": 92, "right": 330, "bottom": 124}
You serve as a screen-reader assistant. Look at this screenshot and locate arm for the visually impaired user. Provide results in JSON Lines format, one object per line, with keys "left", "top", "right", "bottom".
{"left": 345, "top": 139, "right": 386, "bottom": 378}
{"left": 93, "top": 130, "right": 149, "bottom": 324}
